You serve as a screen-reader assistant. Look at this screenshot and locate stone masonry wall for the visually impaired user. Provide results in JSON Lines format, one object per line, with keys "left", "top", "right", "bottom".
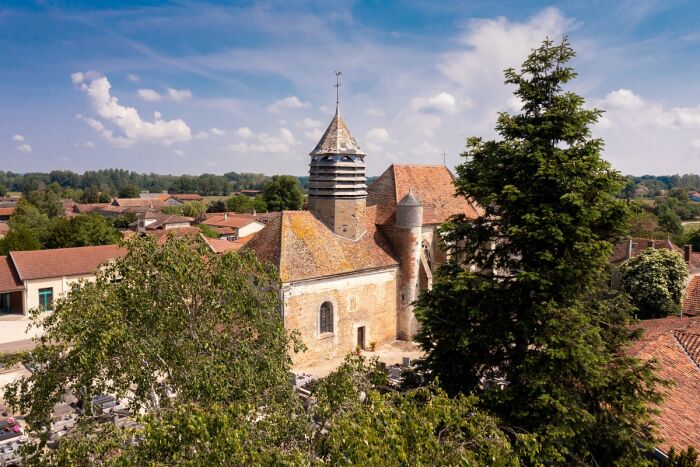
{"left": 282, "top": 268, "right": 398, "bottom": 367}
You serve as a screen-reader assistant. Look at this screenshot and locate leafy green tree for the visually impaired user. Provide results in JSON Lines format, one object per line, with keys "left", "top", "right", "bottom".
{"left": 207, "top": 199, "right": 227, "bottom": 213}
{"left": 414, "top": 38, "right": 664, "bottom": 464}
{"left": 45, "top": 214, "right": 121, "bottom": 249}
{"left": 226, "top": 194, "right": 255, "bottom": 213}
{"left": 620, "top": 248, "right": 688, "bottom": 318}
{"left": 0, "top": 225, "right": 41, "bottom": 255}
{"left": 23, "top": 188, "right": 63, "bottom": 218}
{"left": 117, "top": 184, "right": 140, "bottom": 198}
{"left": 97, "top": 192, "right": 111, "bottom": 203}
{"left": 9, "top": 198, "right": 50, "bottom": 244}
{"left": 0, "top": 184, "right": 7, "bottom": 197}
{"left": 4, "top": 235, "right": 298, "bottom": 463}
{"left": 180, "top": 200, "right": 206, "bottom": 218}
{"left": 262, "top": 175, "right": 303, "bottom": 211}
{"left": 685, "top": 228, "right": 700, "bottom": 252}
{"left": 81, "top": 185, "right": 100, "bottom": 203}
{"left": 196, "top": 223, "right": 220, "bottom": 238}
{"left": 61, "top": 187, "right": 83, "bottom": 202}
{"left": 112, "top": 212, "right": 137, "bottom": 229}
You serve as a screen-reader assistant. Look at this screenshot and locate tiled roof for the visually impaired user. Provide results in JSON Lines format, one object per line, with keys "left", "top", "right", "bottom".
{"left": 0, "top": 223, "right": 9, "bottom": 236}
{"left": 628, "top": 317, "right": 700, "bottom": 453}
{"left": 245, "top": 207, "right": 398, "bottom": 283}
{"left": 143, "top": 213, "right": 194, "bottom": 230}
{"left": 367, "top": 164, "right": 482, "bottom": 225}
{"left": 204, "top": 235, "right": 254, "bottom": 254}
{"left": 9, "top": 245, "right": 126, "bottom": 281}
{"left": 146, "top": 227, "right": 202, "bottom": 244}
{"left": 171, "top": 193, "right": 203, "bottom": 201}
{"left": 0, "top": 207, "right": 15, "bottom": 216}
{"left": 683, "top": 276, "right": 700, "bottom": 316}
{"left": 611, "top": 238, "right": 700, "bottom": 271}
{"left": 310, "top": 107, "right": 365, "bottom": 156}
{"left": 0, "top": 256, "right": 23, "bottom": 292}
{"left": 113, "top": 198, "right": 166, "bottom": 208}
{"left": 75, "top": 203, "right": 111, "bottom": 213}
{"left": 202, "top": 213, "right": 261, "bottom": 229}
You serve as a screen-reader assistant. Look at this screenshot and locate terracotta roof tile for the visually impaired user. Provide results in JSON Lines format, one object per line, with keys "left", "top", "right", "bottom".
{"left": 0, "top": 223, "right": 9, "bottom": 236}
{"left": 202, "top": 213, "right": 261, "bottom": 229}
{"left": 113, "top": 198, "right": 167, "bottom": 208}
{"left": 204, "top": 235, "right": 254, "bottom": 254}
{"left": 0, "top": 207, "right": 15, "bottom": 216}
{"left": 367, "top": 164, "right": 482, "bottom": 226}
{"left": 611, "top": 238, "right": 700, "bottom": 267}
{"left": 170, "top": 193, "right": 203, "bottom": 201}
{"left": 628, "top": 317, "right": 700, "bottom": 453}
{"left": 0, "top": 256, "right": 23, "bottom": 292}
{"left": 9, "top": 245, "right": 126, "bottom": 281}
{"left": 245, "top": 207, "right": 398, "bottom": 283}
{"left": 683, "top": 276, "right": 700, "bottom": 316}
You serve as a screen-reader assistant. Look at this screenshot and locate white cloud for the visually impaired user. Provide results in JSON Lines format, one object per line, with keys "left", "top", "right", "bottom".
{"left": 229, "top": 127, "right": 296, "bottom": 155}
{"left": 366, "top": 127, "right": 393, "bottom": 144}
{"left": 194, "top": 127, "right": 226, "bottom": 140}
{"left": 365, "top": 107, "right": 385, "bottom": 117}
{"left": 83, "top": 141, "right": 96, "bottom": 148}
{"left": 234, "top": 127, "right": 255, "bottom": 138}
{"left": 11, "top": 134, "right": 24, "bottom": 142}
{"left": 16, "top": 144, "right": 32, "bottom": 153}
{"left": 194, "top": 130, "right": 209, "bottom": 140}
{"left": 601, "top": 89, "right": 644, "bottom": 110}
{"left": 410, "top": 141, "right": 440, "bottom": 157}
{"left": 304, "top": 128, "right": 323, "bottom": 141}
{"left": 137, "top": 89, "right": 162, "bottom": 101}
{"left": 173, "top": 149, "right": 186, "bottom": 157}
{"left": 210, "top": 127, "right": 225, "bottom": 136}
{"left": 73, "top": 72, "right": 192, "bottom": 146}
{"left": 412, "top": 92, "right": 460, "bottom": 114}
{"left": 127, "top": 73, "right": 140, "bottom": 82}
{"left": 268, "top": 95, "right": 309, "bottom": 112}
{"left": 137, "top": 87, "right": 192, "bottom": 102}
{"left": 299, "top": 117, "right": 322, "bottom": 129}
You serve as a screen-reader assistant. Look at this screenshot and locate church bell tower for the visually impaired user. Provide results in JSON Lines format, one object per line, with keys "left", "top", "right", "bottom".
{"left": 308, "top": 73, "right": 367, "bottom": 240}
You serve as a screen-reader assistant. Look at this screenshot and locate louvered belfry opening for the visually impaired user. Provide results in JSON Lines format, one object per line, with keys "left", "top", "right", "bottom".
{"left": 308, "top": 105, "right": 367, "bottom": 240}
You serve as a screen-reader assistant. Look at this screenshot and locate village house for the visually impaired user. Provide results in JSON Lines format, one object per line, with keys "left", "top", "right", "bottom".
{"left": 201, "top": 212, "right": 266, "bottom": 240}
{"left": 245, "top": 102, "right": 480, "bottom": 367}
{"left": 0, "top": 245, "right": 125, "bottom": 315}
{"left": 135, "top": 212, "right": 194, "bottom": 232}
{"left": 611, "top": 237, "right": 700, "bottom": 315}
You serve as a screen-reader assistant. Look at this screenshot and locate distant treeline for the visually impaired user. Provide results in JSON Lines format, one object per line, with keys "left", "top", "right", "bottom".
{"left": 0, "top": 169, "right": 272, "bottom": 196}
{"left": 621, "top": 174, "right": 700, "bottom": 198}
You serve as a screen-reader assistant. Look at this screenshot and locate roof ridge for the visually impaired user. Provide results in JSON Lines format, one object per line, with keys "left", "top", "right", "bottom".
{"left": 392, "top": 163, "right": 448, "bottom": 168}
{"left": 673, "top": 329, "right": 700, "bottom": 371}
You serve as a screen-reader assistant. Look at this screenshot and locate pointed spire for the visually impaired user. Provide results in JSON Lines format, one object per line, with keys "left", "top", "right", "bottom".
{"left": 309, "top": 72, "right": 365, "bottom": 156}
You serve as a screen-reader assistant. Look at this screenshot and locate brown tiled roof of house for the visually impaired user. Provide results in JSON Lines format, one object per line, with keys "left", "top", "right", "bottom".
{"left": 367, "top": 164, "right": 482, "bottom": 226}
{"left": 171, "top": 193, "right": 203, "bottom": 201}
{"left": 0, "top": 223, "right": 9, "bottom": 236}
{"left": 143, "top": 213, "right": 194, "bottom": 230}
{"left": 245, "top": 207, "right": 398, "bottom": 283}
{"left": 611, "top": 238, "right": 700, "bottom": 271}
{"left": 0, "top": 207, "right": 15, "bottom": 216}
{"left": 113, "top": 198, "right": 166, "bottom": 208}
{"left": 9, "top": 245, "right": 126, "bottom": 281}
{"left": 202, "top": 213, "right": 261, "bottom": 229}
{"left": 683, "top": 276, "right": 700, "bottom": 316}
{"left": 75, "top": 203, "right": 111, "bottom": 213}
{"left": 0, "top": 256, "right": 23, "bottom": 292}
{"left": 204, "top": 235, "right": 255, "bottom": 254}
{"left": 628, "top": 317, "right": 700, "bottom": 453}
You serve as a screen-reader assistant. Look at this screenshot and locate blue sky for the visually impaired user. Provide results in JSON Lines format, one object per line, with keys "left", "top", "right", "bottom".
{"left": 3, "top": 0, "right": 700, "bottom": 176}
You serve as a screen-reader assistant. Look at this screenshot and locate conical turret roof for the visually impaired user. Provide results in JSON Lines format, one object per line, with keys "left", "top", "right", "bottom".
{"left": 310, "top": 107, "right": 366, "bottom": 156}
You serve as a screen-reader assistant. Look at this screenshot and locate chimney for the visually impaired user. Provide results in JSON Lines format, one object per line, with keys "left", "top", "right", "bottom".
{"left": 626, "top": 239, "right": 633, "bottom": 259}
{"left": 224, "top": 212, "right": 228, "bottom": 220}
{"left": 252, "top": 209, "right": 256, "bottom": 216}
{"left": 684, "top": 245, "right": 692, "bottom": 264}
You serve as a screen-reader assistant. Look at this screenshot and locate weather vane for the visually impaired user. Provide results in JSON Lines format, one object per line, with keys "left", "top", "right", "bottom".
{"left": 334, "top": 71, "right": 342, "bottom": 106}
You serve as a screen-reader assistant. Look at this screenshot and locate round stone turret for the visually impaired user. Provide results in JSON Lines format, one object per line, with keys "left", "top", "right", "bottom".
{"left": 396, "top": 191, "right": 423, "bottom": 228}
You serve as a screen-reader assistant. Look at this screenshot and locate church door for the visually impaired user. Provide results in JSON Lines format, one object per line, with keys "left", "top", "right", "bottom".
{"left": 357, "top": 326, "right": 365, "bottom": 350}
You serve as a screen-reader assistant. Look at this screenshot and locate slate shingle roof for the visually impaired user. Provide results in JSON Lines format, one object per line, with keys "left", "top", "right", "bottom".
{"left": 629, "top": 317, "right": 700, "bottom": 453}
{"left": 367, "top": 164, "right": 482, "bottom": 226}
{"left": 245, "top": 207, "right": 398, "bottom": 283}
{"left": 309, "top": 107, "right": 365, "bottom": 156}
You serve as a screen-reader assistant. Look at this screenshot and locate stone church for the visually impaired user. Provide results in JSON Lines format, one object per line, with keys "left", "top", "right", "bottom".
{"left": 246, "top": 103, "right": 481, "bottom": 367}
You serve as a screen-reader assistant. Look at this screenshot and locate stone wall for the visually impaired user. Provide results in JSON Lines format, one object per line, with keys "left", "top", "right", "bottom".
{"left": 282, "top": 267, "right": 398, "bottom": 367}
{"left": 308, "top": 197, "right": 366, "bottom": 240}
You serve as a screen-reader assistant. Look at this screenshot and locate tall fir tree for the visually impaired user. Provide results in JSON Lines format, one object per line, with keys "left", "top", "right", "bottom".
{"left": 415, "top": 38, "right": 665, "bottom": 464}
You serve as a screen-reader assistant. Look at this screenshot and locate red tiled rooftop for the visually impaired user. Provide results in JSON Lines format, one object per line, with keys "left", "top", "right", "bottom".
{"left": 629, "top": 317, "right": 700, "bottom": 453}
{"left": 245, "top": 207, "right": 398, "bottom": 283}
{"left": 0, "top": 207, "right": 15, "bottom": 216}
{"left": 9, "top": 245, "right": 126, "bottom": 281}
{"left": 0, "top": 256, "right": 23, "bottom": 292}
{"left": 367, "top": 164, "right": 482, "bottom": 226}
{"left": 0, "top": 223, "right": 9, "bottom": 236}
{"left": 202, "top": 213, "right": 261, "bottom": 229}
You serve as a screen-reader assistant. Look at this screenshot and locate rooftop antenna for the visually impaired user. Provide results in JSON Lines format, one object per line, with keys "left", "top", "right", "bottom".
{"left": 441, "top": 150, "right": 448, "bottom": 166}
{"left": 334, "top": 71, "right": 342, "bottom": 113}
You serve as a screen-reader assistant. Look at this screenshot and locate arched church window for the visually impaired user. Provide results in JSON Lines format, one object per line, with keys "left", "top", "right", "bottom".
{"left": 320, "top": 301, "right": 333, "bottom": 334}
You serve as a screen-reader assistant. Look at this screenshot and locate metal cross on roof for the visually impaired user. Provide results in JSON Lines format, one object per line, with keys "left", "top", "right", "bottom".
{"left": 334, "top": 71, "right": 342, "bottom": 107}
{"left": 441, "top": 150, "right": 448, "bottom": 166}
